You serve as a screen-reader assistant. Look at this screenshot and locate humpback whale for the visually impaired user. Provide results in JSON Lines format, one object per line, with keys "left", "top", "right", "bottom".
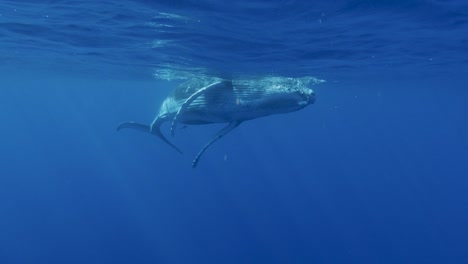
{"left": 118, "top": 76, "right": 318, "bottom": 168}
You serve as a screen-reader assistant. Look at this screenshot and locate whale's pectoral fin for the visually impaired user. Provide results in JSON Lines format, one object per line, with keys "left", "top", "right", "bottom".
{"left": 192, "top": 120, "right": 241, "bottom": 168}
{"left": 171, "top": 80, "right": 232, "bottom": 137}
{"left": 117, "top": 121, "right": 150, "bottom": 133}
{"left": 117, "top": 120, "right": 183, "bottom": 154}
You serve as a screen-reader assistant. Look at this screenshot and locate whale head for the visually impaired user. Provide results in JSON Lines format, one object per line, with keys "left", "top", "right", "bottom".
{"left": 246, "top": 76, "right": 317, "bottom": 115}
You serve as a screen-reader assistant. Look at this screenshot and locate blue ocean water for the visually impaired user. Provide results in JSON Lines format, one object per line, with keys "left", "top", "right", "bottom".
{"left": 1, "top": 0, "right": 468, "bottom": 263}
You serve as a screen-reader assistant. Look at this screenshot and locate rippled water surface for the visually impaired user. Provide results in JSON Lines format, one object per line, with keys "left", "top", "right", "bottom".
{"left": 1, "top": 0, "right": 467, "bottom": 79}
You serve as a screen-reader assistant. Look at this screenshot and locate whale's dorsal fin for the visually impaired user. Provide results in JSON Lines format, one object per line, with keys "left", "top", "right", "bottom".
{"left": 117, "top": 119, "right": 183, "bottom": 154}
{"left": 192, "top": 120, "right": 241, "bottom": 168}
{"left": 171, "top": 80, "right": 232, "bottom": 137}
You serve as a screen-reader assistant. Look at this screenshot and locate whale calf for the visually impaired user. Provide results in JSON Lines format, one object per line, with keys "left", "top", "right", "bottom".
{"left": 118, "top": 76, "right": 320, "bottom": 167}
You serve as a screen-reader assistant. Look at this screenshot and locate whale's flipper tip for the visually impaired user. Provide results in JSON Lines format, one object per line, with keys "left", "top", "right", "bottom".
{"left": 117, "top": 121, "right": 150, "bottom": 132}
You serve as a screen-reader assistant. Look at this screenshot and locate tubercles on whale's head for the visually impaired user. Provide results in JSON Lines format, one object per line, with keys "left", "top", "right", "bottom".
{"left": 297, "top": 87, "right": 315, "bottom": 106}
{"left": 254, "top": 76, "right": 318, "bottom": 114}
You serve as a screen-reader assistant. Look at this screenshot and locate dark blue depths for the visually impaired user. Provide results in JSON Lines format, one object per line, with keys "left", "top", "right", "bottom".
{"left": 1, "top": 0, "right": 468, "bottom": 263}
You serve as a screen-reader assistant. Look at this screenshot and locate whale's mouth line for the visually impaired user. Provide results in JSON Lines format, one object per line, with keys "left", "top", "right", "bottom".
{"left": 309, "top": 92, "right": 316, "bottom": 104}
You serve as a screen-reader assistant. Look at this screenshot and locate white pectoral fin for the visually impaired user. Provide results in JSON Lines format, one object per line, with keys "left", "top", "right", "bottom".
{"left": 192, "top": 120, "right": 241, "bottom": 168}
{"left": 171, "top": 81, "right": 231, "bottom": 137}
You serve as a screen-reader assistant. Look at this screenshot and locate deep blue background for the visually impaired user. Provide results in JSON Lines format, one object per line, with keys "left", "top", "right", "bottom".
{"left": 1, "top": 1, "right": 468, "bottom": 263}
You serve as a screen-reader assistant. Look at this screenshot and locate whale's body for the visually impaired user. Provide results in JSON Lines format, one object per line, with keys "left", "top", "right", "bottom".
{"left": 118, "top": 76, "right": 319, "bottom": 167}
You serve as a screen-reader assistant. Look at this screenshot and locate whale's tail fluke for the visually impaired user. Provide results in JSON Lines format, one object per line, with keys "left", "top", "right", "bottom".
{"left": 117, "top": 121, "right": 183, "bottom": 154}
